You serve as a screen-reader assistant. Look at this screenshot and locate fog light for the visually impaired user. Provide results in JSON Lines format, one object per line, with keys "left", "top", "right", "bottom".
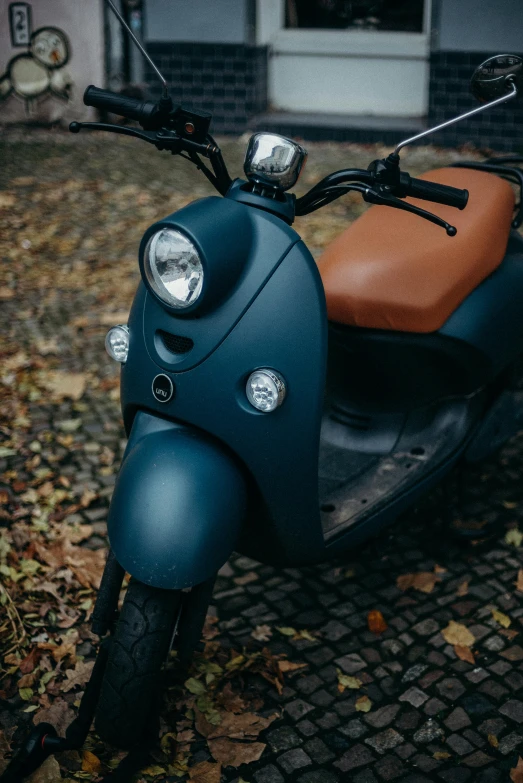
{"left": 105, "top": 325, "right": 129, "bottom": 363}
{"left": 246, "top": 369, "right": 286, "bottom": 412}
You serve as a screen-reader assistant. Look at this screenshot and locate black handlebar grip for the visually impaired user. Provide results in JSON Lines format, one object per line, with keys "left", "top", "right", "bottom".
{"left": 405, "top": 176, "right": 469, "bottom": 210}
{"left": 84, "top": 85, "right": 159, "bottom": 126}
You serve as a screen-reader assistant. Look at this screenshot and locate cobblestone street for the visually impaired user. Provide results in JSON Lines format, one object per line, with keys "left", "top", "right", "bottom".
{"left": 1, "top": 131, "right": 523, "bottom": 782}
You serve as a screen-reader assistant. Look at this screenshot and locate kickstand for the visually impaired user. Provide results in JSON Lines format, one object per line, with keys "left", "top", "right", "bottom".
{"left": 0, "top": 636, "right": 161, "bottom": 783}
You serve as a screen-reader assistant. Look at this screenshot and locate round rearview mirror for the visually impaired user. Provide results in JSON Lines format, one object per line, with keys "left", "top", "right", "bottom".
{"left": 471, "top": 54, "right": 523, "bottom": 102}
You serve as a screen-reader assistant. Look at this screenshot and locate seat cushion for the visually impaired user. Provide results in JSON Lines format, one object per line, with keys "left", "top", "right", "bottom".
{"left": 317, "top": 167, "right": 515, "bottom": 333}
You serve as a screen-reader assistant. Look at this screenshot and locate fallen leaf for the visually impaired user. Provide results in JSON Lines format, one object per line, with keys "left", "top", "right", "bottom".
{"left": 368, "top": 610, "right": 388, "bottom": 634}
{"left": 516, "top": 570, "right": 523, "bottom": 592}
{"left": 277, "top": 660, "right": 308, "bottom": 675}
{"left": 185, "top": 677, "right": 206, "bottom": 696}
{"left": 355, "top": 695, "right": 372, "bottom": 713}
{"left": 188, "top": 761, "right": 222, "bottom": 783}
{"left": 337, "top": 669, "right": 362, "bottom": 693}
{"left": 441, "top": 621, "right": 475, "bottom": 647}
{"left": 396, "top": 571, "right": 440, "bottom": 594}
{"left": 491, "top": 608, "right": 511, "bottom": 628}
{"left": 62, "top": 660, "right": 95, "bottom": 692}
{"left": 206, "top": 711, "right": 277, "bottom": 741}
{"left": 251, "top": 624, "right": 272, "bottom": 642}
{"left": 454, "top": 645, "right": 475, "bottom": 664}
{"left": 33, "top": 697, "right": 75, "bottom": 735}
{"left": 488, "top": 734, "right": 499, "bottom": 748}
{"left": 276, "top": 626, "right": 296, "bottom": 636}
{"left": 216, "top": 682, "right": 246, "bottom": 714}
{"left": 25, "top": 755, "right": 61, "bottom": 782}
{"left": 511, "top": 757, "right": 523, "bottom": 783}
{"left": 82, "top": 750, "right": 101, "bottom": 774}
{"left": 208, "top": 737, "right": 266, "bottom": 767}
{"left": 505, "top": 528, "right": 523, "bottom": 547}
{"left": 41, "top": 371, "right": 87, "bottom": 401}
{"left": 433, "top": 751, "right": 452, "bottom": 760}
{"left": 456, "top": 580, "right": 469, "bottom": 597}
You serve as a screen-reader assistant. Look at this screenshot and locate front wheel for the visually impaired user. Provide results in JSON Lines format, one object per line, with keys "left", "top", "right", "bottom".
{"left": 95, "top": 579, "right": 182, "bottom": 749}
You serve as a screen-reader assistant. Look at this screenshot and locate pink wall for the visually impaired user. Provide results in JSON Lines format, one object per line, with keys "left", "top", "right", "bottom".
{"left": 0, "top": 0, "right": 105, "bottom": 124}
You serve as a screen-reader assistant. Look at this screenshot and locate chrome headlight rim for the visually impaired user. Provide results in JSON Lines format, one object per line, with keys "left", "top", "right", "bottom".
{"left": 142, "top": 226, "right": 205, "bottom": 313}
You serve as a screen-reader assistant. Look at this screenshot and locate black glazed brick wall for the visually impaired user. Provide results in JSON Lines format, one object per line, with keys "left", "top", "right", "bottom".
{"left": 145, "top": 42, "right": 268, "bottom": 134}
{"left": 429, "top": 51, "right": 523, "bottom": 152}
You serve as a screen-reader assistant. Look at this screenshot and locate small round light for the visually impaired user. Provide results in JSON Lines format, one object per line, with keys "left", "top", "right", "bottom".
{"left": 105, "top": 325, "right": 129, "bottom": 363}
{"left": 246, "top": 369, "right": 286, "bottom": 413}
{"left": 144, "top": 228, "right": 204, "bottom": 309}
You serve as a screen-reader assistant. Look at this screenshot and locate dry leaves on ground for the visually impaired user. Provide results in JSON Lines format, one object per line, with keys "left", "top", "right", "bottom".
{"left": 441, "top": 621, "right": 475, "bottom": 647}
{"left": 516, "top": 569, "right": 523, "bottom": 592}
{"left": 367, "top": 610, "right": 388, "bottom": 634}
{"left": 396, "top": 566, "right": 443, "bottom": 594}
{"left": 491, "top": 608, "right": 511, "bottom": 628}
{"left": 511, "top": 757, "right": 523, "bottom": 783}
{"left": 454, "top": 645, "right": 475, "bottom": 664}
{"left": 188, "top": 761, "right": 222, "bottom": 783}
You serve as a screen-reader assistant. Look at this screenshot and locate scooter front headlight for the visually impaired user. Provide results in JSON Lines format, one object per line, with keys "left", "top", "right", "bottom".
{"left": 144, "top": 228, "right": 204, "bottom": 309}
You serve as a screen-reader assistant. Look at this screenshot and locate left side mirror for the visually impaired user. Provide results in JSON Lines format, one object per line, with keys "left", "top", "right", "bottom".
{"left": 471, "top": 54, "right": 523, "bottom": 102}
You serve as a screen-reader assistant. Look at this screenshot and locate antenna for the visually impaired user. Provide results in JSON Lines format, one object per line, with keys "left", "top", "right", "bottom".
{"left": 105, "top": 0, "right": 170, "bottom": 100}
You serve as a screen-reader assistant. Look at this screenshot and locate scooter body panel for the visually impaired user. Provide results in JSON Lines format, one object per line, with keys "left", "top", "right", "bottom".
{"left": 107, "top": 411, "right": 247, "bottom": 589}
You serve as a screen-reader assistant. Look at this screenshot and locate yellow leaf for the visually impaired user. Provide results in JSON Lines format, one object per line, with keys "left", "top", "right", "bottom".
{"left": 516, "top": 570, "right": 523, "bottom": 592}
{"left": 488, "top": 734, "right": 499, "bottom": 748}
{"left": 355, "top": 695, "right": 372, "bottom": 713}
{"left": 505, "top": 528, "right": 523, "bottom": 547}
{"left": 491, "top": 608, "right": 511, "bottom": 628}
{"left": 336, "top": 669, "right": 362, "bottom": 693}
{"left": 441, "top": 621, "right": 475, "bottom": 647}
{"left": 82, "top": 750, "right": 101, "bottom": 774}
{"left": 433, "top": 751, "right": 452, "bottom": 759}
{"left": 276, "top": 627, "right": 296, "bottom": 636}
{"left": 454, "top": 645, "right": 475, "bottom": 664}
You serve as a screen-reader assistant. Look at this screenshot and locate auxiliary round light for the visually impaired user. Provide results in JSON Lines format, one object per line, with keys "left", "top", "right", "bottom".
{"left": 105, "top": 325, "right": 130, "bottom": 363}
{"left": 246, "top": 369, "right": 286, "bottom": 413}
{"left": 144, "top": 228, "right": 204, "bottom": 309}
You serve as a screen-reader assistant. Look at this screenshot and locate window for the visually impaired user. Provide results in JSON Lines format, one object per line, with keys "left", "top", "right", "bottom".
{"left": 285, "top": 0, "right": 425, "bottom": 33}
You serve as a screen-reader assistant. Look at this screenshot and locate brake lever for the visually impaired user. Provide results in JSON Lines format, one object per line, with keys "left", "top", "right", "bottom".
{"left": 364, "top": 187, "right": 457, "bottom": 236}
{"left": 69, "top": 121, "right": 158, "bottom": 145}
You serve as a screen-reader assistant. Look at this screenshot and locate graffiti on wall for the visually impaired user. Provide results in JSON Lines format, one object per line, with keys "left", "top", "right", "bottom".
{"left": 0, "top": 3, "right": 73, "bottom": 113}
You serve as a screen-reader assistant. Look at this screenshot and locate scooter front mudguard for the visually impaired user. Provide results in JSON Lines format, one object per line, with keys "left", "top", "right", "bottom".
{"left": 107, "top": 411, "right": 247, "bottom": 589}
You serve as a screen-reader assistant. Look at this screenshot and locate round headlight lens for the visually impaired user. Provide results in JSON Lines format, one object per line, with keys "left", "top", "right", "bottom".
{"left": 144, "top": 228, "right": 204, "bottom": 309}
{"left": 246, "top": 369, "right": 286, "bottom": 413}
{"left": 105, "top": 325, "right": 129, "bottom": 363}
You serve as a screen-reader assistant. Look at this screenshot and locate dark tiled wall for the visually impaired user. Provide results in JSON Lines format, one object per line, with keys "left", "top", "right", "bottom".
{"left": 145, "top": 42, "right": 267, "bottom": 134}
{"left": 429, "top": 51, "right": 523, "bottom": 152}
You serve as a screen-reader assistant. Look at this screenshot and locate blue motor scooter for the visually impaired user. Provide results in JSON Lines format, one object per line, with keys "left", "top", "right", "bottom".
{"left": 4, "top": 19, "right": 523, "bottom": 780}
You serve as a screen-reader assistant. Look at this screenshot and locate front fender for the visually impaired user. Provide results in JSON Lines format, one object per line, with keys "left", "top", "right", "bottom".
{"left": 107, "top": 412, "right": 247, "bottom": 589}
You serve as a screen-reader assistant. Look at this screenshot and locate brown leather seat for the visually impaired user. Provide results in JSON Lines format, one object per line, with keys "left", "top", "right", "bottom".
{"left": 317, "top": 167, "right": 515, "bottom": 333}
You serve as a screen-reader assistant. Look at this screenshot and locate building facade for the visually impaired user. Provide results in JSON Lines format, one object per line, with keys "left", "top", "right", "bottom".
{"left": 1, "top": 0, "right": 521, "bottom": 152}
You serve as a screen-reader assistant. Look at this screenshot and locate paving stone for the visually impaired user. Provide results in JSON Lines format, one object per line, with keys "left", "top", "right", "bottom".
{"left": 335, "top": 653, "right": 367, "bottom": 674}
{"left": 412, "top": 619, "right": 440, "bottom": 636}
{"left": 462, "top": 751, "right": 493, "bottom": 767}
{"left": 499, "top": 699, "right": 523, "bottom": 723}
{"left": 365, "top": 729, "right": 404, "bottom": 754}
{"left": 277, "top": 748, "right": 311, "bottom": 774}
{"left": 284, "top": 700, "right": 314, "bottom": 721}
{"left": 254, "top": 765, "right": 285, "bottom": 783}
{"left": 460, "top": 694, "right": 495, "bottom": 717}
{"left": 297, "top": 772, "right": 339, "bottom": 783}
{"left": 423, "top": 697, "right": 447, "bottom": 716}
{"left": 437, "top": 770, "right": 472, "bottom": 782}
{"left": 401, "top": 663, "right": 428, "bottom": 683}
{"left": 396, "top": 709, "right": 422, "bottom": 731}
{"left": 399, "top": 687, "right": 428, "bottom": 707}
{"left": 465, "top": 667, "right": 489, "bottom": 684}
{"left": 338, "top": 718, "right": 367, "bottom": 739}
{"left": 364, "top": 704, "right": 400, "bottom": 729}
{"left": 394, "top": 742, "right": 416, "bottom": 759}
{"left": 498, "top": 731, "right": 523, "bottom": 755}
{"left": 411, "top": 754, "right": 440, "bottom": 772}
{"left": 334, "top": 743, "right": 375, "bottom": 772}
{"left": 413, "top": 719, "right": 445, "bottom": 743}
{"left": 373, "top": 754, "right": 406, "bottom": 780}
{"left": 303, "top": 737, "right": 335, "bottom": 764}
{"left": 446, "top": 733, "right": 475, "bottom": 755}
{"left": 435, "top": 677, "right": 466, "bottom": 701}
{"left": 500, "top": 645, "right": 523, "bottom": 661}
{"left": 267, "top": 726, "right": 301, "bottom": 752}
{"left": 477, "top": 717, "right": 506, "bottom": 736}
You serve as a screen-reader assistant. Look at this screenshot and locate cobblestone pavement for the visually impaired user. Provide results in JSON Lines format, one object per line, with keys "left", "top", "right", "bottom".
{"left": 1, "top": 132, "right": 523, "bottom": 782}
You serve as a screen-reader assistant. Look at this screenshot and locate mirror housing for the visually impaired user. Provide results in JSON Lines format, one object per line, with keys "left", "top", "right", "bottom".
{"left": 471, "top": 54, "right": 523, "bottom": 103}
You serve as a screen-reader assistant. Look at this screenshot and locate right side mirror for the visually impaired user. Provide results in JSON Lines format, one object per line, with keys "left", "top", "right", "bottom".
{"left": 471, "top": 54, "right": 523, "bottom": 103}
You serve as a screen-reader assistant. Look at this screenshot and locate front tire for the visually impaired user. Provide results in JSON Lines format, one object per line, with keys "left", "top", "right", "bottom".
{"left": 95, "top": 579, "right": 182, "bottom": 749}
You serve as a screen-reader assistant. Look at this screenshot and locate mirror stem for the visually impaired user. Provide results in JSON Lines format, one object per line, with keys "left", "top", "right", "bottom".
{"left": 394, "top": 79, "right": 517, "bottom": 155}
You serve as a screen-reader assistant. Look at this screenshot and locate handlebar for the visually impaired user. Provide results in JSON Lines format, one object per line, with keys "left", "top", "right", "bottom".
{"left": 84, "top": 85, "right": 161, "bottom": 128}
{"left": 400, "top": 174, "right": 469, "bottom": 210}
